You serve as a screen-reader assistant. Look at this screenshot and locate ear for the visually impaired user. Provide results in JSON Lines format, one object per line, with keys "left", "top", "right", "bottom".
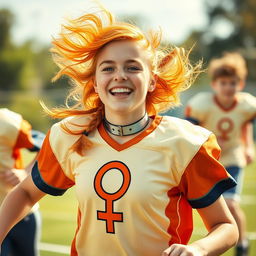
{"left": 94, "top": 83, "right": 98, "bottom": 93}
{"left": 210, "top": 80, "right": 216, "bottom": 89}
{"left": 238, "top": 80, "right": 245, "bottom": 91}
{"left": 92, "top": 78, "right": 98, "bottom": 93}
{"left": 148, "top": 78, "right": 156, "bottom": 92}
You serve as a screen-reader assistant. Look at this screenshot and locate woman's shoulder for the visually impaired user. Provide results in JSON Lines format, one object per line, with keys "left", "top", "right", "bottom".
{"left": 188, "top": 91, "right": 212, "bottom": 102}
{"left": 0, "top": 108, "right": 22, "bottom": 126}
{"left": 48, "top": 115, "right": 93, "bottom": 146}
{"left": 160, "top": 115, "right": 212, "bottom": 143}
{"left": 187, "top": 91, "right": 213, "bottom": 109}
{"left": 237, "top": 92, "right": 256, "bottom": 105}
{"left": 0, "top": 108, "right": 23, "bottom": 138}
{"left": 151, "top": 116, "right": 214, "bottom": 174}
{"left": 51, "top": 115, "right": 92, "bottom": 133}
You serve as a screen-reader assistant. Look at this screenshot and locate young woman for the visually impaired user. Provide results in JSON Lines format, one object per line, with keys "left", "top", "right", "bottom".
{"left": 0, "top": 6, "right": 238, "bottom": 256}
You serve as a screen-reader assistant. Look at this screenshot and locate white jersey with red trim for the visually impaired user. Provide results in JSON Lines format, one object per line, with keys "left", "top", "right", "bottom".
{"left": 0, "top": 109, "right": 23, "bottom": 171}
{"left": 0, "top": 108, "right": 44, "bottom": 204}
{"left": 32, "top": 115, "right": 235, "bottom": 256}
{"left": 185, "top": 92, "right": 256, "bottom": 167}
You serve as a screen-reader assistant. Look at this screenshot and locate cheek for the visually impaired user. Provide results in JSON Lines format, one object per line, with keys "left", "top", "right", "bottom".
{"left": 133, "top": 74, "right": 150, "bottom": 89}
{"left": 214, "top": 85, "right": 224, "bottom": 93}
{"left": 95, "top": 76, "right": 108, "bottom": 92}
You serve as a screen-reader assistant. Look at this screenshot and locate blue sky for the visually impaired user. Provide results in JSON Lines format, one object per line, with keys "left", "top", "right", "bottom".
{"left": 0, "top": 0, "right": 208, "bottom": 45}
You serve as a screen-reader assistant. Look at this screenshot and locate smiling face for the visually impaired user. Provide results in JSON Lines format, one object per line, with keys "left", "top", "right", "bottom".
{"left": 94, "top": 40, "right": 155, "bottom": 124}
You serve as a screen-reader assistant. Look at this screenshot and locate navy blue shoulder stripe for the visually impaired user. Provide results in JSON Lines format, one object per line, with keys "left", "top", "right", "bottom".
{"left": 185, "top": 117, "right": 200, "bottom": 125}
{"left": 188, "top": 177, "right": 237, "bottom": 208}
{"left": 32, "top": 161, "right": 67, "bottom": 196}
{"left": 29, "top": 130, "right": 46, "bottom": 152}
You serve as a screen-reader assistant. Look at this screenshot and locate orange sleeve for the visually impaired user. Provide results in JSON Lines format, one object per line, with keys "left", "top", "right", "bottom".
{"left": 31, "top": 131, "right": 75, "bottom": 196}
{"left": 184, "top": 105, "right": 191, "bottom": 117}
{"left": 178, "top": 134, "right": 236, "bottom": 208}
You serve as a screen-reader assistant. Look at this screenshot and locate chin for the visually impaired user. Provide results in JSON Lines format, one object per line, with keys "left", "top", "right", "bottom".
{"left": 110, "top": 103, "right": 132, "bottom": 111}
{"left": 225, "top": 95, "right": 236, "bottom": 100}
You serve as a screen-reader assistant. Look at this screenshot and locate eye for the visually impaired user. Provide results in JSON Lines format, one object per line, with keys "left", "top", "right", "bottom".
{"left": 102, "top": 67, "right": 114, "bottom": 72}
{"left": 219, "top": 81, "right": 227, "bottom": 86}
{"left": 127, "top": 66, "right": 141, "bottom": 71}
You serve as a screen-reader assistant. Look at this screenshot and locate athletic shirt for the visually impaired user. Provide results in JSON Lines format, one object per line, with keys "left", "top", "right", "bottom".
{"left": 185, "top": 92, "right": 256, "bottom": 168}
{"left": 32, "top": 115, "right": 235, "bottom": 256}
{"left": 0, "top": 108, "right": 44, "bottom": 204}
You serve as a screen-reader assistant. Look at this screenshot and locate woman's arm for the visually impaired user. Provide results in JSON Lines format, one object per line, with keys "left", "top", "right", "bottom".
{"left": 162, "top": 196, "right": 238, "bottom": 256}
{"left": 0, "top": 174, "right": 46, "bottom": 243}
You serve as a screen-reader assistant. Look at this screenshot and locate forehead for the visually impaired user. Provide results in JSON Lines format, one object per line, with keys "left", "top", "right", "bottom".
{"left": 96, "top": 40, "right": 149, "bottom": 64}
{"left": 215, "top": 76, "right": 240, "bottom": 83}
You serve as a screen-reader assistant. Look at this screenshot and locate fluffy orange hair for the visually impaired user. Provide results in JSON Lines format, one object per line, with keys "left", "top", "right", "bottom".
{"left": 44, "top": 5, "right": 202, "bottom": 154}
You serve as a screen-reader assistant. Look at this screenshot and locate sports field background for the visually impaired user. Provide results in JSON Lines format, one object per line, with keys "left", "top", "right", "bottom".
{"left": 23, "top": 150, "right": 256, "bottom": 256}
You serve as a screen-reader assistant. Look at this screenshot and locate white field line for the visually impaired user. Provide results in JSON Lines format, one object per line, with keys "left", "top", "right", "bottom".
{"left": 240, "top": 195, "right": 256, "bottom": 205}
{"left": 39, "top": 242, "right": 70, "bottom": 254}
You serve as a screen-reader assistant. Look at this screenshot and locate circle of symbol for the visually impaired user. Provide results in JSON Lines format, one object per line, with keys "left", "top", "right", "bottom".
{"left": 217, "top": 118, "right": 233, "bottom": 133}
{"left": 94, "top": 161, "right": 131, "bottom": 201}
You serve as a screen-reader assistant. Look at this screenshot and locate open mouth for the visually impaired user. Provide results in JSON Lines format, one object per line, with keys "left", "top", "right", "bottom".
{"left": 109, "top": 87, "right": 133, "bottom": 96}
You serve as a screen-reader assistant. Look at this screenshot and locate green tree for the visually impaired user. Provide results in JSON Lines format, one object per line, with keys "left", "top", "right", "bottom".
{"left": 0, "top": 9, "right": 24, "bottom": 91}
{"left": 204, "top": 0, "right": 256, "bottom": 54}
{"left": 0, "top": 8, "right": 14, "bottom": 51}
{"left": 182, "top": 0, "right": 256, "bottom": 81}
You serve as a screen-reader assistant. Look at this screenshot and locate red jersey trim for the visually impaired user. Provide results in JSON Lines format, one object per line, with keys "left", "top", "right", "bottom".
{"left": 97, "top": 116, "right": 163, "bottom": 151}
{"left": 178, "top": 134, "right": 236, "bottom": 208}
{"left": 36, "top": 131, "right": 75, "bottom": 190}
{"left": 213, "top": 95, "right": 238, "bottom": 112}
{"left": 165, "top": 187, "right": 193, "bottom": 245}
{"left": 12, "top": 149, "right": 23, "bottom": 169}
{"left": 12, "top": 119, "right": 34, "bottom": 169}
{"left": 14, "top": 119, "right": 34, "bottom": 149}
{"left": 184, "top": 106, "right": 191, "bottom": 117}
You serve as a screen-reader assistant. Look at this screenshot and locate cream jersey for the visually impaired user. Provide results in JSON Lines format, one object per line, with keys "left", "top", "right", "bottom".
{"left": 32, "top": 115, "right": 235, "bottom": 256}
{"left": 185, "top": 92, "right": 256, "bottom": 168}
{"left": 0, "top": 108, "right": 44, "bottom": 204}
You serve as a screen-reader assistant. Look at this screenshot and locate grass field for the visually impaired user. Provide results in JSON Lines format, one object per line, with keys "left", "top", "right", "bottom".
{"left": 23, "top": 151, "right": 256, "bottom": 256}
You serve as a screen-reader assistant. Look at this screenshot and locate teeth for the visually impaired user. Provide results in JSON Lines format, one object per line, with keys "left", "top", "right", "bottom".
{"left": 110, "top": 88, "right": 132, "bottom": 93}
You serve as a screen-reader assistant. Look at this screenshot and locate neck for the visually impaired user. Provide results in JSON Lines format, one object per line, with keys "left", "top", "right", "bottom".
{"left": 215, "top": 95, "right": 236, "bottom": 108}
{"left": 104, "top": 110, "right": 146, "bottom": 126}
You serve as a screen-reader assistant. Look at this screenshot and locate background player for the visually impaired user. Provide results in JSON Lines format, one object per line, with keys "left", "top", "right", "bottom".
{"left": 0, "top": 108, "right": 44, "bottom": 256}
{"left": 0, "top": 5, "right": 238, "bottom": 256}
{"left": 185, "top": 52, "right": 256, "bottom": 256}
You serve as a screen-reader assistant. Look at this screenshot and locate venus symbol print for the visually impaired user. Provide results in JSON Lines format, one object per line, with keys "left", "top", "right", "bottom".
{"left": 94, "top": 161, "right": 131, "bottom": 233}
{"left": 217, "top": 117, "right": 234, "bottom": 141}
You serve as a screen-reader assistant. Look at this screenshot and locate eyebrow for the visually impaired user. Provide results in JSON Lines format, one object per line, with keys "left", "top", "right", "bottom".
{"left": 98, "top": 60, "right": 114, "bottom": 67}
{"left": 98, "top": 59, "right": 140, "bottom": 67}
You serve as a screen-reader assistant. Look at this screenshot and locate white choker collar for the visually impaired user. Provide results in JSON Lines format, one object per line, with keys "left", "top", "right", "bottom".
{"left": 103, "top": 113, "right": 150, "bottom": 136}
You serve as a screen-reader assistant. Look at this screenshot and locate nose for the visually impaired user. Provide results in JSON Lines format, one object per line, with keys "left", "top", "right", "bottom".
{"left": 114, "top": 69, "right": 127, "bottom": 81}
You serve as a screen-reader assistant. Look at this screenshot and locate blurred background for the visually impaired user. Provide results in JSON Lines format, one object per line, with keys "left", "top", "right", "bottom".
{"left": 0, "top": 0, "right": 255, "bottom": 255}
{"left": 1, "top": 0, "right": 256, "bottom": 129}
